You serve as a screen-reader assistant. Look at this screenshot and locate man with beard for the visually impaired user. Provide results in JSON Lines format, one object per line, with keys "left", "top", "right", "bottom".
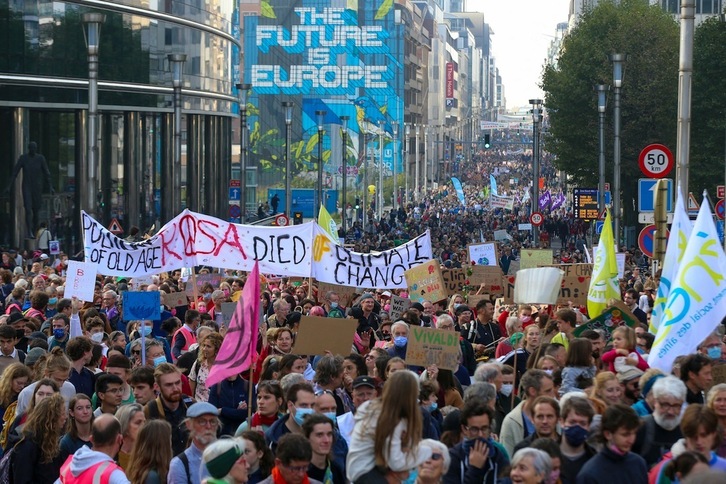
{"left": 617, "top": 368, "right": 644, "bottom": 406}
{"left": 580, "top": 329, "right": 606, "bottom": 371}
{"left": 168, "top": 402, "right": 218, "bottom": 484}
{"left": 144, "top": 363, "right": 194, "bottom": 456}
{"left": 631, "top": 375, "right": 686, "bottom": 467}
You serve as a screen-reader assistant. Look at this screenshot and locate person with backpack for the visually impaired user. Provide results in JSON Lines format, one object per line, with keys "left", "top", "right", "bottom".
{"left": 168, "top": 402, "right": 218, "bottom": 484}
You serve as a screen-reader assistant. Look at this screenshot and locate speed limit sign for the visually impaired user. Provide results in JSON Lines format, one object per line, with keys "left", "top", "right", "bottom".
{"left": 638, "top": 143, "right": 674, "bottom": 179}
{"left": 275, "top": 214, "right": 289, "bottom": 226}
{"left": 530, "top": 212, "right": 544, "bottom": 226}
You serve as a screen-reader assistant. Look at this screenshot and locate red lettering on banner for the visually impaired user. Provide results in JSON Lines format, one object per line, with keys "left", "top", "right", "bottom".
{"left": 160, "top": 223, "right": 182, "bottom": 265}
{"left": 213, "top": 223, "right": 248, "bottom": 259}
{"left": 179, "top": 214, "right": 198, "bottom": 255}
{"left": 196, "top": 219, "right": 222, "bottom": 255}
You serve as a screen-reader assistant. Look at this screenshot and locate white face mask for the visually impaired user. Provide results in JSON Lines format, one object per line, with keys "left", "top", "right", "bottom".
{"left": 90, "top": 332, "right": 104, "bottom": 343}
{"left": 500, "top": 383, "right": 514, "bottom": 397}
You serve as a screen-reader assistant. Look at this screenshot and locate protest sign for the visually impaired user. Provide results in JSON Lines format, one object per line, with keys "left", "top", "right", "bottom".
{"left": 293, "top": 316, "right": 357, "bottom": 357}
{"left": 468, "top": 243, "right": 498, "bottom": 266}
{"left": 467, "top": 294, "right": 490, "bottom": 309}
{"left": 520, "top": 249, "right": 554, "bottom": 269}
{"left": 572, "top": 301, "right": 638, "bottom": 341}
{"left": 65, "top": 261, "right": 97, "bottom": 302}
{"left": 441, "top": 268, "right": 467, "bottom": 296}
{"left": 389, "top": 296, "right": 411, "bottom": 321}
{"left": 493, "top": 229, "right": 513, "bottom": 241}
{"left": 122, "top": 291, "right": 161, "bottom": 321}
{"left": 162, "top": 292, "right": 188, "bottom": 308}
{"left": 490, "top": 194, "right": 515, "bottom": 210}
{"left": 406, "top": 325, "right": 460, "bottom": 371}
{"left": 220, "top": 302, "right": 238, "bottom": 325}
{"left": 185, "top": 273, "right": 224, "bottom": 296}
{"left": 312, "top": 226, "right": 432, "bottom": 289}
{"left": 317, "top": 281, "right": 358, "bottom": 308}
{"left": 557, "top": 275, "right": 590, "bottom": 306}
{"left": 468, "top": 266, "right": 505, "bottom": 296}
{"left": 404, "top": 260, "right": 447, "bottom": 303}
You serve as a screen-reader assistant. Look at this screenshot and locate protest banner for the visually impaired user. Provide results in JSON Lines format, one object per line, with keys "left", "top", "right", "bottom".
{"left": 467, "top": 294, "right": 490, "bottom": 309}
{"left": 557, "top": 275, "right": 590, "bottom": 306}
{"left": 162, "top": 292, "right": 188, "bottom": 308}
{"left": 572, "top": 301, "right": 638, "bottom": 341}
{"left": 468, "top": 243, "right": 498, "bottom": 266}
{"left": 520, "top": 249, "right": 554, "bottom": 269}
{"left": 468, "top": 266, "right": 504, "bottom": 294}
{"left": 185, "top": 273, "right": 224, "bottom": 296}
{"left": 312, "top": 226, "right": 432, "bottom": 289}
{"left": 317, "top": 281, "right": 358, "bottom": 308}
{"left": 404, "top": 259, "right": 447, "bottom": 303}
{"left": 389, "top": 296, "right": 411, "bottom": 320}
{"left": 293, "top": 316, "right": 358, "bottom": 357}
{"left": 490, "top": 194, "right": 515, "bottom": 210}
{"left": 441, "top": 268, "right": 467, "bottom": 296}
{"left": 122, "top": 291, "right": 161, "bottom": 321}
{"left": 65, "top": 261, "right": 97, "bottom": 302}
{"left": 406, "top": 325, "right": 460, "bottom": 371}
{"left": 493, "top": 230, "right": 513, "bottom": 241}
{"left": 220, "top": 302, "right": 238, "bottom": 325}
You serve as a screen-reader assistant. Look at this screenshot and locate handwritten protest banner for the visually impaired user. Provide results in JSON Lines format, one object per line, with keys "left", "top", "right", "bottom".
{"left": 572, "top": 301, "right": 638, "bottom": 341}
{"left": 122, "top": 291, "right": 161, "bottom": 321}
{"left": 405, "top": 259, "right": 447, "bottom": 303}
{"left": 467, "top": 294, "right": 490, "bottom": 309}
{"left": 468, "top": 243, "right": 498, "bottom": 266}
{"left": 293, "top": 316, "right": 357, "bottom": 357}
{"left": 162, "top": 292, "right": 188, "bottom": 308}
{"left": 317, "top": 281, "right": 358, "bottom": 308}
{"left": 185, "top": 273, "right": 224, "bottom": 296}
{"left": 312, "top": 226, "right": 432, "bottom": 289}
{"left": 520, "top": 249, "right": 554, "bottom": 269}
{"left": 389, "top": 296, "right": 411, "bottom": 321}
{"left": 441, "top": 268, "right": 467, "bottom": 296}
{"left": 65, "top": 261, "right": 97, "bottom": 302}
{"left": 406, "top": 326, "right": 460, "bottom": 371}
{"left": 468, "top": 266, "right": 505, "bottom": 297}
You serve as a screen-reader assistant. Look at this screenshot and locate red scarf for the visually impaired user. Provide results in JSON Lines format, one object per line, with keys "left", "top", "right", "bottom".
{"left": 250, "top": 411, "right": 278, "bottom": 429}
{"left": 272, "top": 466, "right": 310, "bottom": 484}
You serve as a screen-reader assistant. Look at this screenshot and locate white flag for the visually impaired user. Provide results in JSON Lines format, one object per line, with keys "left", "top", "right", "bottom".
{"left": 650, "top": 190, "right": 692, "bottom": 334}
{"left": 649, "top": 195, "right": 726, "bottom": 373}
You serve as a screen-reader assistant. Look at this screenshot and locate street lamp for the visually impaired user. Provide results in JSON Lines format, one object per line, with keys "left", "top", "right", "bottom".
{"left": 415, "top": 124, "right": 420, "bottom": 200}
{"left": 316, "top": 110, "right": 326, "bottom": 212}
{"left": 378, "top": 120, "right": 384, "bottom": 219}
{"left": 595, "top": 85, "right": 610, "bottom": 211}
{"left": 82, "top": 12, "right": 105, "bottom": 219}
{"left": 392, "top": 121, "right": 398, "bottom": 213}
{"left": 236, "top": 83, "right": 251, "bottom": 221}
{"left": 340, "top": 115, "right": 350, "bottom": 233}
{"left": 282, "top": 101, "right": 294, "bottom": 217}
{"left": 405, "top": 123, "right": 411, "bottom": 204}
{"left": 609, "top": 53, "right": 627, "bottom": 244}
{"left": 530, "top": 98, "right": 543, "bottom": 245}
{"left": 168, "top": 54, "right": 187, "bottom": 216}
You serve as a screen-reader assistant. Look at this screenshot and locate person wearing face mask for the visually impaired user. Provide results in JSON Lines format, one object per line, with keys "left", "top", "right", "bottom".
{"left": 575, "top": 404, "right": 648, "bottom": 484}
{"left": 47, "top": 313, "right": 70, "bottom": 350}
{"left": 325, "top": 291, "right": 345, "bottom": 319}
{"left": 557, "top": 396, "right": 597, "bottom": 483}
{"left": 265, "top": 382, "right": 316, "bottom": 456}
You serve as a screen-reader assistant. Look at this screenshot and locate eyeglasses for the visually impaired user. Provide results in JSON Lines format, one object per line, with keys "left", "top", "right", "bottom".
{"left": 131, "top": 350, "right": 140, "bottom": 356}
{"left": 195, "top": 418, "right": 219, "bottom": 427}
{"left": 430, "top": 453, "right": 443, "bottom": 461}
{"left": 463, "top": 425, "right": 490, "bottom": 436}
{"left": 283, "top": 464, "right": 308, "bottom": 473}
{"left": 657, "top": 400, "right": 683, "bottom": 411}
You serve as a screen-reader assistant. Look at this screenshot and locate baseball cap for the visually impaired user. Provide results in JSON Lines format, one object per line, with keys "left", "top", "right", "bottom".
{"left": 352, "top": 375, "right": 376, "bottom": 389}
{"left": 187, "top": 402, "right": 219, "bottom": 418}
{"left": 39, "top": 253, "right": 49, "bottom": 260}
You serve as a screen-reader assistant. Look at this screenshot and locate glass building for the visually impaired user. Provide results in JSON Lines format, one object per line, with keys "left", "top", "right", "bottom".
{"left": 0, "top": 0, "right": 238, "bottom": 251}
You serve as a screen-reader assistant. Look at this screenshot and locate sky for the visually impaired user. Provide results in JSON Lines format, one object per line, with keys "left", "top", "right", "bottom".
{"left": 467, "top": 0, "right": 572, "bottom": 110}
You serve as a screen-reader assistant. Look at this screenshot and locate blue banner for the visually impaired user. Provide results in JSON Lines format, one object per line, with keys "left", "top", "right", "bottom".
{"left": 451, "top": 177, "right": 466, "bottom": 206}
{"left": 490, "top": 175, "right": 498, "bottom": 196}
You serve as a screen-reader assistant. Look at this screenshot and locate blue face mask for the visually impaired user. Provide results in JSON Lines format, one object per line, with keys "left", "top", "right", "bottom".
{"left": 48, "top": 298, "right": 58, "bottom": 305}
{"left": 427, "top": 402, "right": 438, "bottom": 413}
{"left": 323, "top": 411, "right": 337, "bottom": 423}
{"left": 330, "top": 302, "right": 339, "bottom": 308}
{"left": 293, "top": 407, "right": 314, "bottom": 426}
{"left": 563, "top": 424, "right": 589, "bottom": 447}
{"left": 708, "top": 346, "right": 722, "bottom": 360}
{"left": 141, "top": 326, "right": 152, "bottom": 337}
{"left": 153, "top": 355, "right": 166, "bottom": 367}
{"left": 203, "top": 293, "right": 212, "bottom": 300}
{"left": 393, "top": 336, "right": 408, "bottom": 348}
{"left": 53, "top": 328, "right": 65, "bottom": 340}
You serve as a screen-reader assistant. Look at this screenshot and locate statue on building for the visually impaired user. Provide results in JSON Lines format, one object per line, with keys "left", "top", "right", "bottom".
{"left": 4, "top": 142, "right": 54, "bottom": 238}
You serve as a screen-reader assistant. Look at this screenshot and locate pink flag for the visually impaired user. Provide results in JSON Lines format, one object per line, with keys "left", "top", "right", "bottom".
{"left": 206, "top": 262, "right": 260, "bottom": 387}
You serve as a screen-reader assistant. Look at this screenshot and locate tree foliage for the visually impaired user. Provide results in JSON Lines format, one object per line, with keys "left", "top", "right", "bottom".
{"left": 542, "top": 0, "right": 679, "bottom": 225}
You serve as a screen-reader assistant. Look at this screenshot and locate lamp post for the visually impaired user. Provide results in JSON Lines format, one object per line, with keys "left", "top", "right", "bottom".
{"left": 283, "top": 101, "right": 294, "bottom": 217}
{"left": 530, "top": 98, "right": 543, "bottom": 245}
{"left": 392, "top": 121, "right": 398, "bottom": 213}
{"left": 405, "top": 123, "right": 410, "bottom": 205}
{"left": 316, "top": 110, "right": 326, "bottom": 212}
{"left": 423, "top": 125, "right": 428, "bottom": 195}
{"left": 415, "top": 124, "right": 420, "bottom": 200}
{"left": 168, "top": 54, "right": 187, "bottom": 216}
{"left": 378, "top": 120, "right": 384, "bottom": 219}
{"left": 595, "top": 85, "right": 610, "bottom": 211}
{"left": 340, "top": 116, "right": 349, "bottom": 233}
{"left": 610, "top": 54, "right": 627, "bottom": 244}
{"left": 82, "top": 12, "right": 105, "bottom": 219}
{"left": 236, "top": 83, "right": 251, "bottom": 221}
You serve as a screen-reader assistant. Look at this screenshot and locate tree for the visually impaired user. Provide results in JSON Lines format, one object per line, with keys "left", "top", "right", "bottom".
{"left": 541, "top": 0, "right": 679, "bottom": 227}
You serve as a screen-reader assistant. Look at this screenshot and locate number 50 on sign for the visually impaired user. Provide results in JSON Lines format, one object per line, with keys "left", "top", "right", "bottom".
{"left": 638, "top": 143, "right": 674, "bottom": 179}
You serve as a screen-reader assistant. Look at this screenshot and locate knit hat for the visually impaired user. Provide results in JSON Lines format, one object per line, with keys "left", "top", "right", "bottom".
{"left": 359, "top": 293, "right": 374, "bottom": 302}
{"left": 25, "top": 347, "right": 46, "bottom": 366}
{"left": 203, "top": 438, "right": 245, "bottom": 479}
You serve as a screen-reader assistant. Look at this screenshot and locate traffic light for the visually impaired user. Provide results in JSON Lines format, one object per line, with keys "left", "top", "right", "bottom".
{"left": 484, "top": 134, "right": 491, "bottom": 149}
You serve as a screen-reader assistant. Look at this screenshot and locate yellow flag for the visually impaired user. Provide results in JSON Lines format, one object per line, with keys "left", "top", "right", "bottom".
{"left": 587, "top": 209, "right": 620, "bottom": 317}
{"left": 318, "top": 204, "right": 340, "bottom": 245}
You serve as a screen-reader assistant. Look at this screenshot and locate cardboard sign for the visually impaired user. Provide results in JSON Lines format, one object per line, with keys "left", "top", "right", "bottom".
{"left": 467, "top": 294, "right": 490, "bottom": 309}
{"left": 293, "top": 316, "right": 358, "bottom": 357}
{"left": 390, "top": 296, "right": 411, "bottom": 321}
{"left": 441, "top": 268, "right": 467, "bottom": 296}
{"left": 317, "top": 281, "right": 358, "bottom": 308}
{"left": 406, "top": 325, "right": 461, "bottom": 371}
{"left": 220, "top": 302, "right": 239, "bottom": 325}
{"left": 162, "top": 292, "right": 188, "bottom": 308}
{"left": 557, "top": 275, "right": 591, "bottom": 306}
{"left": 122, "top": 291, "right": 161, "bottom": 321}
{"left": 572, "top": 301, "right": 638, "bottom": 341}
{"left": 185, "top": 273, "right": 224, "bottom": 296}
{"left": 468, "top": 243, "right": 498, "bottom": 266}
{"left": 404, "top": 259, "right": 447, "bottom": 304}
{"left": 520, "top": 249, "right": 554, "bottom": 269}
{"left": 467, "top": 266, "right": 505, "bottom": 297}
{"left": 66, "top": 261, "right": 97, "bottom": 302}
{"left": 546, "top": 264, "right": 594, "bottom": 277}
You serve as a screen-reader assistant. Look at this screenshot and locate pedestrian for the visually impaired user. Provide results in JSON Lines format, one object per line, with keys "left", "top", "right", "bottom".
{"left": 202, "top": 438, "right": 250, "bottom": 484}
{"left": 59, "top": 393, "right": 94, "bottom": 462}
{"left": 115, "top": 402, "right": 146, "bottom": 471}
{"left": 126, "top": 419, "right": 173, "bottom": 484}
{"left": 190, "top": 332, "right": 223, "bottom": 402}
{"left": 239, "top": 430, "right": 274, "bottom": 484}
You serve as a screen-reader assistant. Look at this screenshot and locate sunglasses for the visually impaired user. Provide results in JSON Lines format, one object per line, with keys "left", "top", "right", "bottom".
{"left": 431, "top": 453, "right": 443, "bottom": 461}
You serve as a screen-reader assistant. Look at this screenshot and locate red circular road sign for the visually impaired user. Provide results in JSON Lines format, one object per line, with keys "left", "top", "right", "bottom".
{"left": 638, "top": 224, "right": 669, "bottom": 259}
{"left": 638, "top": 143, "right": 674, "bottom": 178}
{"left": 275, "top": 214, "right": 289, "bottom": 226}
{"left": 530, "top": 212, "right": 544, "bottom": 226}
{"left": 716, "top": 199, "right": 725, "bottom": 220}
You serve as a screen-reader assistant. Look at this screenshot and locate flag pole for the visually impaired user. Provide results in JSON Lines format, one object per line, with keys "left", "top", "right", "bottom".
{"left": 191, "top": 271, "right": 199, "bottom": 310}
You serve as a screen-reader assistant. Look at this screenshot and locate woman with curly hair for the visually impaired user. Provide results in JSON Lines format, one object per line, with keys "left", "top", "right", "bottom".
{"left": 2, "top": 377, "right": 59, "bottom": 452}
{"left": 126, "top": 420, "right": 173, "bottom": 484}
{"left": 0, "top": 362, "right": 32, "bottom": 424}
{"left": 190, "top": 332, "right": 224, "bottom": 402}
{"left": 12, "top": 393, "right": 68, "bottom": 484}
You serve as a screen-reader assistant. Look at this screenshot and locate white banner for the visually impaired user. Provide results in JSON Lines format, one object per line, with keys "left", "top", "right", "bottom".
{"left": 82, "top": 210, "right": 314, "bottom": 277}
{"left": 490, "top": 194, "right": 514, "bottom": 210}
{"left": 311, "top": 225, "right": 432, "bottom": 289}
